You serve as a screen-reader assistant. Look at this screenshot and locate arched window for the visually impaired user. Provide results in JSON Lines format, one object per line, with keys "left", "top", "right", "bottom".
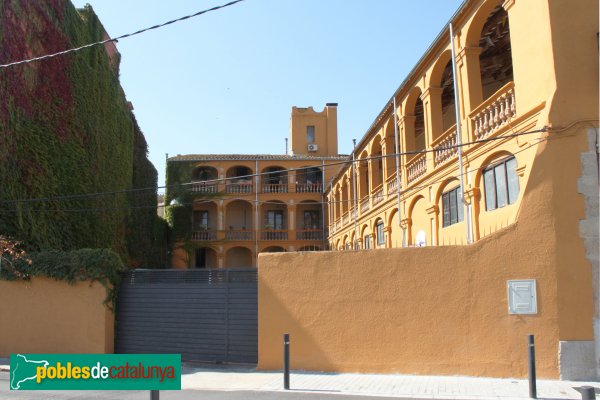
{"left": 483, "top": 156, "right": 519, "bottom": 211}
{"left": 479, "top": 6, "right": 513, "bottom": 101}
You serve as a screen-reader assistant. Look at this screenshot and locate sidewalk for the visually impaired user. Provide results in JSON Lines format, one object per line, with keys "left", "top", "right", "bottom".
{"left": 2, "top": 358, "right": 598, "bottom": 399}
{"left": 180, "top": 363, "right": 597, "bottom": 399}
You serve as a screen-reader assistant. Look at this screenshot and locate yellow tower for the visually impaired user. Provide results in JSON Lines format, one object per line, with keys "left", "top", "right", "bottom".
{"left": 290, "top": 103, "right": 338, "bottom": 157}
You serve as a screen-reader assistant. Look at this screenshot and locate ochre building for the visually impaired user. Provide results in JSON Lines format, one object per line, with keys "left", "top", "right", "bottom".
{"left": 260, "top": 0, "right": 599, "bottom": 381}
{"left": 166, "top": 104, "right": 346, "bottom": 268}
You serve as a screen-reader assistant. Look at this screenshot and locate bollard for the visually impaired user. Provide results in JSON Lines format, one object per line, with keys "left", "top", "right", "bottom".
{"left": 150, "top": 389, "right": 159, "bottom": 400}
{"left": 581, "top": 386, "right": 596, "bottom": 400}
{"left": 284, "top": 333, "right": 290, "bottom": 390}
{"left": 528, "top": 335, "right": 537, "bottom": 399}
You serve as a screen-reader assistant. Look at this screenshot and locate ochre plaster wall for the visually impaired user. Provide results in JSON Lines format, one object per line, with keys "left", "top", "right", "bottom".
{"left": 258, "top": 129, "right": 595, "bottom": 378}
{"left": 0, "top": 278, "right": 114, "bottom": 355}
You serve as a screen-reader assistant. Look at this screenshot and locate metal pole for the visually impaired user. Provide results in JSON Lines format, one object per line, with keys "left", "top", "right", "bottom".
{"left": 449, "top": 23, "right": 472, "bottom": 244}
{"left": 392, "top": 97, "right": 403, "bottom": 247}
{"left": 352, "top": 139, "right": 358, "bottom": 249}
{"left": 283, "top": 333, "right": 290, "bottom": 390}
{"left": 321, "top": 160, "right": 326, "bottom": 250}
{"left": 581, "top": 386, "right": 596, "bottom": 400}
{"left": 150, "top": 390, "right": 159, "bottom": 400}
{"left": 528, "top": 335, "right": 537, "bottom": 399}
{"left": 255, "top": 159, "right": 259, "bottom": 265}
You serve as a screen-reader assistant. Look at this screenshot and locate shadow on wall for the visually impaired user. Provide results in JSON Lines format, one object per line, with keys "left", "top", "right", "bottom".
{"left": 258, "top": 271, "right": 337, "bottom": 372}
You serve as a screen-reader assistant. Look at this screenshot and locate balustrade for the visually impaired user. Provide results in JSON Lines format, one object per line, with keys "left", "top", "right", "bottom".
{"left": 407, "top": 153, "right": 427, "bottom": 183}
{"left": 471, "top": 82, "right": 516, "bottom": 140}
{"left": 432, "top": 125, "right": 458, "bottom": 167}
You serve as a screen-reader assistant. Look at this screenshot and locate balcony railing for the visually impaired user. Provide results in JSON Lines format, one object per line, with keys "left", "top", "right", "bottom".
{"left": 296, "top": 229, "right": 323, "bottom": 240}
{"left": 296, "top": 183, "right": 323, "bottom": 193}
{"left": 261, "top": 230, "right": 288, "bottom": 240}
{"left": 342, "top": 212, "right": 350, "bottom": 225}
{"left": 261, "top": 183, "right": 288, "bottom": 193}
{"left": 471, "top": 81, "right": 516, "bottom": 141}
{"left": 225, "top": 230, "right": 254, "bottom": 240}
{"left": 192, "top": 230, "right": 217, "bottom": 241}
{"left": 407, "top": 153, "right": 427, "bottom": 183}
{"left": 191, "top": 182, "right": 218, "bottom": 193}
{"left": 432, "top": 125, "right": 458, "bottom": 167}
{"left": 335, "top": 219, "right": 341, "bottom": 230}
{"left": 386, "top": 174, "right": 399, "bottom": 196}
{"left": 226, "top": 182, "right": 253, "bottom": 194}
{"left": 372, "top": 185, "right": 384, "bottom": 206}
{"left": 360, "top": 196, "right": 370, "bottom": 214}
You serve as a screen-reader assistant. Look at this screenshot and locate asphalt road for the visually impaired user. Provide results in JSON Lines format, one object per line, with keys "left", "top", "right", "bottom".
{"left": 1, "top": 372, "right": 425, "bottom": 400}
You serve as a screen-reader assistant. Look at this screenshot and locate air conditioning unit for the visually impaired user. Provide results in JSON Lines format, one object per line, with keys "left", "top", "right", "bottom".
{"left": 307, "top": 144, "right": 318, "bottom": 152}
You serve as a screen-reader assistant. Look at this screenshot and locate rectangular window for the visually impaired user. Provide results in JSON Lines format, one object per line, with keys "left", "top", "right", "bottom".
{"left": 506, "top": 157, "right": 519, "bottom": 204}
{"left": 303, "top": 211, "right": 320, "bottom": 229}
{"left": 306, "top": 126, "right": 315, "bottom": 143}
{"left": 484, "top": 157, "right": 520, "bottom": 211}
{"left": 494, "top": 163, "right": 507, "bottom": 208}
{"left": 267, "top": 211, "right": 284, "bottom": 229}
{"left": 193, "top": 211, "right": 209, "bottom": 229}
{"left": 376, "top": 222, "right": 385, "bottom": 246}
{"left": 364, "top": 235, "right": 371, "bottom": 249}
{"left": 442, "top": 186, "right": 463, "bottom": 227}
{"left": 484, "top": 168, "right": 496, "bottom": 211}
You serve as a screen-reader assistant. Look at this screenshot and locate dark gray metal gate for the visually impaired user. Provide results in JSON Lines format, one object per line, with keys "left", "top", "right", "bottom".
{"left": 115, "top": 268, "right": 257, "bottom": 364}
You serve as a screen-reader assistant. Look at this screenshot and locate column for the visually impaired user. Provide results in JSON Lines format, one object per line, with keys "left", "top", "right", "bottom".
{"left": 398, "top": 116, "right": 414, "bottom": 188}
{"left": 456, "top": 46, "right": 483, "bottom": 141}
{"left": 464, "top": 187, "right": 480, "bottom": 241}
{"left": 426, "top": 205, "right": 439, "bottom": 246}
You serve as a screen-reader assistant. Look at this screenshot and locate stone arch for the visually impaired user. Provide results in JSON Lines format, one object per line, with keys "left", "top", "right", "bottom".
{"left": 358, "top": 150, "right": 370, "bottom": 199}
{"left": 474, "top": 150, "right": 517, "bottom": 187}
{"left": 465, "top": 0, "right": 505, "bottom": 48}
{"left": 262, "top": 246, "right": 286, "bottom": 253}
{"left": 387, "top": 208, "right": 401, "bottom": 248}
{"left": 193, "top": 247, "right": 217, "bottom": 269}
{"left": 369, "top": 137, "right": 384, "bottom": 189}
{"left": 435, "top": 177, "right": 462, "bottom": 206}
{"left": 428, "top": 49, "right": 452, "bottom": 87}
{"left": 225, "top": 246, "right": 253, "bottom": 268}
{"left": 408, "top": 195, "right": 428, "bottom": 246}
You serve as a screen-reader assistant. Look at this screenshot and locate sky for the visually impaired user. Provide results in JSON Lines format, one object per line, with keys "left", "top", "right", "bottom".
{"left": 70, "top": 0, "right": 464, "bottom": 188}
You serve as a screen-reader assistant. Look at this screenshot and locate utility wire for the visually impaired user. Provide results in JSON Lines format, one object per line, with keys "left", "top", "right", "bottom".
{"left": 0, "top": 0, "right": 245, "bottom": 69}
{"left": 0, "top": 128, "right": 548, "bottom": 206}
{"left": 0, "top": 133, "right": 551, "bottom": 214}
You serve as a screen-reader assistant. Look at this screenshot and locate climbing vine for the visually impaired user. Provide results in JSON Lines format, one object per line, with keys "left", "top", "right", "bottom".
{"left": 0, "top": 1, "right": 166, "bottom": 267}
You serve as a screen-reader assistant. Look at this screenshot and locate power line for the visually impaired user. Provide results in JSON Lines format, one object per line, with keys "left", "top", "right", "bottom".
{"left": 0, "top": 128, "right": 548, "bottom": 206}
{"left": 0, "top": 134, "right": 552, "bottom": 214}
{"left": 0, "top": 0, "right": 245, "bottom": 69}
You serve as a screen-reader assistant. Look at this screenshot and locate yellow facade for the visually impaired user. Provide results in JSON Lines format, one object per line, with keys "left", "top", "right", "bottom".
{"left": 326, "top": 0, "right": 597, "bottom": 252}
{"left": 258, "top": 0, "right": 598, "bottom": 380}
{"left": 168, "top": 104, "right": 346, "bottom": 268}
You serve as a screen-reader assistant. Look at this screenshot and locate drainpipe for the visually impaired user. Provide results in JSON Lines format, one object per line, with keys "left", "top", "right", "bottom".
{"left": 321, "top": 160, "right": 326, "bottom": 250}
{"left": 255, "top": 159, "right": 259, "bottom": 265}
{"left": 450, "top": 23, "right": 473, "bottom": 244}
{"left": 352, "top": 139, "right": 358, "bottom": 249}
{"left": 392, "top": 97, "right": 404, "bottom": 247}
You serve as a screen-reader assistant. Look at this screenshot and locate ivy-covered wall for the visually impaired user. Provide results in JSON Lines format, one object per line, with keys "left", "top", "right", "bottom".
{"left": 0, "top": 0, "right": 165, "bottom": 266}
{"left": 165, "top": 160, "right": 221, "bottom": 267}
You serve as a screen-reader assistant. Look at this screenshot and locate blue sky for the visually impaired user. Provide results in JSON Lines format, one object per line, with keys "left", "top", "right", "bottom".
{"left": 70, "top": 0, "right": 463, "bottom": 188}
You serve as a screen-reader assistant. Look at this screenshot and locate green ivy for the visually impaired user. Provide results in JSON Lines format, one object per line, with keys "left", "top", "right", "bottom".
{"left": 1, "top": 248, "right": 127, "bottom": 310}
{"left": 0, "top": 1, "right": 167, "bottom": 267}
{"left": 165, "top": 160, "right": 223, "bottom": 267}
